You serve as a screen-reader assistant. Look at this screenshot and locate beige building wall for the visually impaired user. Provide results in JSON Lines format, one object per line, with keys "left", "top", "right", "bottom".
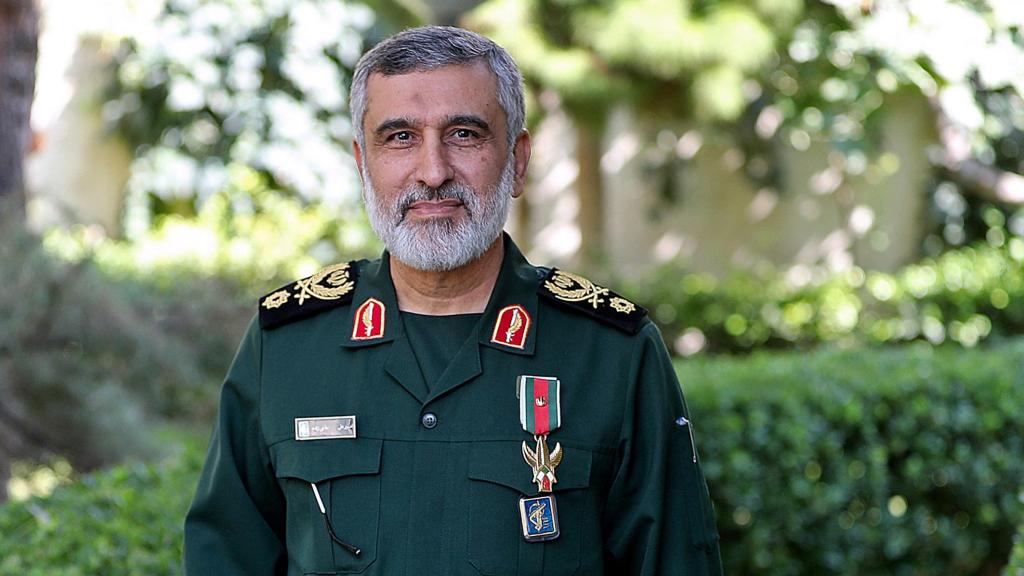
{"left": 525, "top": 92, "right": 935, "bottom": 277}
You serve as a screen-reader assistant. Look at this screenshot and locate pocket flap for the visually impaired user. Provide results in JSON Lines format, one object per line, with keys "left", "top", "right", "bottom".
{"left": 468, "top": 441, "right": 591, "bottom": 494}
{"left": 271, "top": 438, "right": 382, "bottom": 483}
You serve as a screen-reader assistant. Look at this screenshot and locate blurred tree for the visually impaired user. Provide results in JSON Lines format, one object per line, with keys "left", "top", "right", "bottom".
{"left": 104, "top": 0, "right": 418, "bottom": 257}
{"left": 0, "top": 0, "right": 37, "bottom": 217}
{"left": 468, "top": 0, "right": 1024, "bottom": 266}
{"left": 467, "top": 0, "right": 800, "bottom": 267}
{"left": 765, "top": 0, "right": 1024, "bottom": 253}
{"left": 0, "top": 0, "right": 38, "bottom": 500}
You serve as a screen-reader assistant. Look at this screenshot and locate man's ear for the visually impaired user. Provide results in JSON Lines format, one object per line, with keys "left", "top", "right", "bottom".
{"left": 353, "top": 139, "right": 365, "bottom": 187}
{"left": 511, "top": 131, "right": 531, "bottom": 199}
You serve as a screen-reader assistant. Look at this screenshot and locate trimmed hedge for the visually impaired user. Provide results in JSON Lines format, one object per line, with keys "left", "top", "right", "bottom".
{"left": 682, "top": 340, "right": 1024, "bottom": 575}
{"left": 0, "top": 434, "right": 204, "bottom": 576}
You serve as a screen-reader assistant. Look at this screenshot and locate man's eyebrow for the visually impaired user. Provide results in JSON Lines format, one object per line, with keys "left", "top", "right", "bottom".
{"left": 373, "top": 117, "right": 418, "bottom": 137}
{"left": 446, "top": 115, "right": 490, "bottom": 132}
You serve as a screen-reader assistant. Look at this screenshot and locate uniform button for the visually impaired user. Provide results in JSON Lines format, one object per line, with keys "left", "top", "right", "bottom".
{"left": 421, "top": 412, "right": 438, "bottom": 429}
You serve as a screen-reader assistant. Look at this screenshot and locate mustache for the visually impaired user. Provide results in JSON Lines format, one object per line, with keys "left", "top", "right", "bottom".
{"left": 397, "top": 183, "right": 475, "bottom": 220}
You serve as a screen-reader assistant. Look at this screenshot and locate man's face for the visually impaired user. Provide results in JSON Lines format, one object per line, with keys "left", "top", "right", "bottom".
{"left": 354, "top": 61, "right": 529, "bottom": 271}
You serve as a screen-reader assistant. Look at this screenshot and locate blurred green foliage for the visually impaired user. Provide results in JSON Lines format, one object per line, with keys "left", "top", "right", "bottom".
{"left": 1008, "top": 518, "right": 1024, "bottom": 576}
{"left": 683, "top": 339, "right": 1024, "bottom": 575}
{"left": 105, "top": 0, "right": 393, "bottom": 257}
{"left": 627, "top": 237, "right": 1024, "bottom": 354}
{"left": 43, "top": 170, "right": 378, "bottom": 294}
{"left": 469, "top": 0, "right": 1024, "bottom": 250}
{"left": 469, "top": 0, "right": 798, "bottom": 122}
{"left": 0, "top": 216, "right": 249, "bottom": 478}
{"left": 0, "top": 430, "right": 205, "bottom": 576}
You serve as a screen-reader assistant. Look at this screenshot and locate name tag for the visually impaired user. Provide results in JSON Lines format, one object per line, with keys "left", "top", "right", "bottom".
{"left": 294, "top": 416, "right": 357, "bottom": 441}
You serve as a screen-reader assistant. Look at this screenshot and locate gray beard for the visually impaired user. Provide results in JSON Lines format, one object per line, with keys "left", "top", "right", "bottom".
{"left": 362, "top": 158, "right": 514, "bottom": 272}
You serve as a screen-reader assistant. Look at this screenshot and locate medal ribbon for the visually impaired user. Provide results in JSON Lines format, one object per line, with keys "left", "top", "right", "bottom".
{"left": 521, "top": 376, "right": 560, "bottom": 436}
{"left": 533, "top": 378, "right": 550, "bottom": 435}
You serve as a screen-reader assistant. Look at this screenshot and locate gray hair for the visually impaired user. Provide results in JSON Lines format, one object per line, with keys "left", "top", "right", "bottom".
{"left": 350, "top": 26, "right": 526, "bottom": 151}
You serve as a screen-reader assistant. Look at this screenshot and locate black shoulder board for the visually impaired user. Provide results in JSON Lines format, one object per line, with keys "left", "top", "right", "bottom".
{"left": 259, "top": 261, "right": 359, "bottom": 330}
{"left": 537, "top": 268, "right": 647, "bottom": 334}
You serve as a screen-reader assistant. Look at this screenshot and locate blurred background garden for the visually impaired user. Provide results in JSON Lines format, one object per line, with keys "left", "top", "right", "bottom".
{"left": 0, "top": 0, "right": 1023, "bottom": 573}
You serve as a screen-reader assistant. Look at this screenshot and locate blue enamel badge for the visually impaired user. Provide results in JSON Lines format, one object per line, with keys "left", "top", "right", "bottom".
{"left": 519, "top": 495, "right": 560, "bottom": 542}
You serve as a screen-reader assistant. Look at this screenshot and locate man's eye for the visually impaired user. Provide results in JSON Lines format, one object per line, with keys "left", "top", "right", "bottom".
{"left": 391, "top": 131, "right": 412, "bottom": 141}
{"left": 453, "top": 129, "right": 477, "bottom": 139}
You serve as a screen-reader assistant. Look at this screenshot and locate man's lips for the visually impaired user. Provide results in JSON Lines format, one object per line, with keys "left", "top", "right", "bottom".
{"left": 405, "top": 199, "right": 465, "bottom": 217}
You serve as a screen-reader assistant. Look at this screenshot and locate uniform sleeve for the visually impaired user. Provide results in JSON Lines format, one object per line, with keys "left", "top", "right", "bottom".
{"left": 602, "top": 322, "right": 723, "bottom": 575}
{"left": 184, "top": 317, "right": 287, "bottom": 574}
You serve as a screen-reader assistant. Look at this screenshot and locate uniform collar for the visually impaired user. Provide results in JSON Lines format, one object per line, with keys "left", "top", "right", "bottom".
{"left": 339, "top": 255, "right": 402, "bottom": 348}
{"left": 339, "top": 234, "right": 539, "bottom": 356}
{"left": 477, "top": 235, "right": 540, "bottom": 356}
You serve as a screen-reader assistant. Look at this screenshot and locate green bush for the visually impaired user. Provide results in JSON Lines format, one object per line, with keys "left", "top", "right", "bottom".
{"left": 0, "top": 432, "right": 205, "bottom": 576}
{"left": 1008, "top": 518, "right": 1024, "bottom": 576}
{"left": 628, "top": 239, "right": 1024, "bottom": 354}
{"left": 682, "top": 340, "right": 1024, "bottom": 575}
{"left": 0, "top": 218, "right": 249, "bottom": 493}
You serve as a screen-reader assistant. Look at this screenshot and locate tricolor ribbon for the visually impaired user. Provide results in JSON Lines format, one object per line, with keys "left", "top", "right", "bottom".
{"left": 519, "top": 376, "right": 561, "bottom": 435}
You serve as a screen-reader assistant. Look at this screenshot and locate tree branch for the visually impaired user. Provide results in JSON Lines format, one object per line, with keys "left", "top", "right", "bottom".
{"left": 931, "top": 96, "right": 1024, "bottom": 205}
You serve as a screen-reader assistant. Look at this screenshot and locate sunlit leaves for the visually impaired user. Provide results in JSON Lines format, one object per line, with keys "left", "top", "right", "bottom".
{"left": 471, "top": 0, "right": 782, "bottom": 121}
{"left": 626, "top": 238, "right": 1024, "bottom": 355}
{"left": 106, "top": 0, "right": 378, "bottom": 235}
{"left": 0, "top": 434, "right": 206, "bottom": 575}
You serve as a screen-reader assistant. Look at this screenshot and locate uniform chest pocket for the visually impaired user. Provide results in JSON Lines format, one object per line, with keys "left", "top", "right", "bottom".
{"left": 272, "top": 439, "right": 382, "bottom": 575}
{"left": 466, "top": 441, "right": 593, "bottom": 576}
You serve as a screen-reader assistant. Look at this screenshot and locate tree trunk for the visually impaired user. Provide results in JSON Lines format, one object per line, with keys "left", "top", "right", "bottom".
{"left": 0, "top": 0, "right": 38, "bottom": 500}
{"left": 0, "top": 0, "right": 38, "bottom": 216}
{"left": 575, "top": 118, "right": 605, "bottom": 270}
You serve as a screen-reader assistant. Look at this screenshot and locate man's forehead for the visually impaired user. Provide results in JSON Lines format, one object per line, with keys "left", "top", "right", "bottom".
{"left": 362, "top": 61, "right": 504, "bottom": 126}
{"left": 365, "top": 60, "right": 497, "bottom": 90}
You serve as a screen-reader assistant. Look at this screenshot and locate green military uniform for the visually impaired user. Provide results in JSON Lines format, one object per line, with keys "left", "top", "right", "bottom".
{"left": 184, "top": 238, "right": 722, "bottom": 575}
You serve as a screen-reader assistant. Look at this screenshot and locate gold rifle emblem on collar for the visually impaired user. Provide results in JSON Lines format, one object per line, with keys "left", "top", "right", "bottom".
{"left": 361, "top": 300, "right": 375, "bottom": 337}
{"left": 506, "top": 307, "right": 523, "bottom": 343}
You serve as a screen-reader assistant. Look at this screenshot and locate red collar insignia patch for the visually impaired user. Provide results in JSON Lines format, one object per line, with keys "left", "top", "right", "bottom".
{"left": 491, "top": 304, "right": 531, "bottom": 349}
{"left": 352, "top": 297, "right": 386, "bottom": 340}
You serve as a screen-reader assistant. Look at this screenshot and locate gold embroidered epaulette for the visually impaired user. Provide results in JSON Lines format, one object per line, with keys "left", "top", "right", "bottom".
{"left": 537, "top": 268, "right": 647, "bottom": 334}
{"left": 259, "top": 261, "right": 359, "bottom": 330}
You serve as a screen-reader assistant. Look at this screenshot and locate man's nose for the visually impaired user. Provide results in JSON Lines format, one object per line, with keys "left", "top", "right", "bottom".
{"left": 416, "top": 136, "right": 454, "bottom": 189}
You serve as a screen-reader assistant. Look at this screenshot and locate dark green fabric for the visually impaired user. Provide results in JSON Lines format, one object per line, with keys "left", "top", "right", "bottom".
{"left": 402, "top": 311, "right": 482, "bottom": 393}
{"left": 184, "top": 237, "right": 723, "bottom": 576}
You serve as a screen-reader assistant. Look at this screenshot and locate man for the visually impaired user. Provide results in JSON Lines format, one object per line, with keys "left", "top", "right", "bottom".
{"left": 184, "top": 26, "right": 722, "bottom": 575}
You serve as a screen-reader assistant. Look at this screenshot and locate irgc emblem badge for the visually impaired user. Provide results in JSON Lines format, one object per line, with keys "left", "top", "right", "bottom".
{"left": 518, "top": 375, "right": 562, "bottom": 542}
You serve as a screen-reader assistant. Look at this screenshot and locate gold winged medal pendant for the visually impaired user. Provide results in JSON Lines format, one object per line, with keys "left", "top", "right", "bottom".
{"left": 517, "top": 375, "right": 562, "bottom": 541}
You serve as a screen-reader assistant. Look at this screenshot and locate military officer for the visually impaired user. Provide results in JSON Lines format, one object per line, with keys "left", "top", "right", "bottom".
{"left": 184, "top": 26, "right": 722, "bottom": 575}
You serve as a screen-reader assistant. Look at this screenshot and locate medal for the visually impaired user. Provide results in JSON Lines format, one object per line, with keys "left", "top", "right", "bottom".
{"left": 518, "top": 494, "right": 560, "bottom": 541}
{"left": 518, "top": 375, "right": 563, "bottom": 541}
{"left": 518, "top": 375, "right": 563, "bottom": 492}
{"left": 521, "top": 435, "right": 562, "bottom": 492}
